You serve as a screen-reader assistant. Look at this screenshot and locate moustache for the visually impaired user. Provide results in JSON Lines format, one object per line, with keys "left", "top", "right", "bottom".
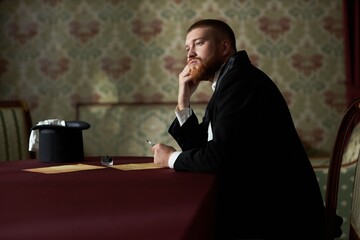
{"left": 188, "top": 57, "right": 203, "bottom": 65}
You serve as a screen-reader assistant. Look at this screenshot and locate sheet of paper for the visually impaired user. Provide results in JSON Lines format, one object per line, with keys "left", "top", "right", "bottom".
{"left": 23, "top": 164, "right": 105, "bottom": 174}
{"left": 112, "top": 162, "right": 165, "bottom": 171}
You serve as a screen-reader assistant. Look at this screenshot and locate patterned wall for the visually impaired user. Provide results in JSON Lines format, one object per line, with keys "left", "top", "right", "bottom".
{"left": 0, "top": 0, "right": 346, "bottom": 157}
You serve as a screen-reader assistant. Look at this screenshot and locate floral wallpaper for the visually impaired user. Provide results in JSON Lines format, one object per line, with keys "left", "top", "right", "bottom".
{"left": 0, "top": 0, "right": 346, "bottom": 157}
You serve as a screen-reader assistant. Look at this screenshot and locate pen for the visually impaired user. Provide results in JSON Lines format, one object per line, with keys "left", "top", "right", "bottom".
{"left": 146, "top": 139, "right": 155, "bottom": 146}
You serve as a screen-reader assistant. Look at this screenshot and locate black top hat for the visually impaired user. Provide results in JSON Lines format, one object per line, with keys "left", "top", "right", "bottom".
{"left": 32, "top": 121, "right": 90, "bottom": 163}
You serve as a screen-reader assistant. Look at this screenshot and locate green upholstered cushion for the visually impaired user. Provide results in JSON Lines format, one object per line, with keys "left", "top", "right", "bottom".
{"left": 342, "top": 122, "right": 360, "bottom": 164}
{"left": 0, "top": 106, "right": 31, "bottom": 162}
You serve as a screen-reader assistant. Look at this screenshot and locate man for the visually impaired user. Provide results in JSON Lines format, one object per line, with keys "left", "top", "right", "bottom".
{"left": 152, "top": 19, "right": 326, "bottom": 239}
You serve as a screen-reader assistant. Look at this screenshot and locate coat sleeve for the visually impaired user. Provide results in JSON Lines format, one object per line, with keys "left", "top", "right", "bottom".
{"left": 168, "top": 111, "right": 225, "bottom": 172}
{"left": 168, "top": 113, "right": 208, "bottom": 151}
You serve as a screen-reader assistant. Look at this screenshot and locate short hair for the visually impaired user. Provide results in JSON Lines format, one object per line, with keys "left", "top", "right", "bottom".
{"left": 187, "top": 19, "right": 237, "bottom": 51}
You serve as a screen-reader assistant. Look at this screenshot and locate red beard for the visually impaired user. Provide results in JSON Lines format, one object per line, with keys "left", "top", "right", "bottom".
{"left": 189, "top": 56, "right": 222, "bottom": 82}
{"left": 189, "top": 60, "right": 206, "bottom": 82}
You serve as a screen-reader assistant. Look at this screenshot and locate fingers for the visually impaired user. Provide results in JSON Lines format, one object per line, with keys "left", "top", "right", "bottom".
{"left": 180, "top": 65, "right": 190, "bottom": 77}
{"left": 179, "top": 65, "right": 193, "bottom": 83}
{"left": 151, "top": 144, "right": 175, "bottom": 168}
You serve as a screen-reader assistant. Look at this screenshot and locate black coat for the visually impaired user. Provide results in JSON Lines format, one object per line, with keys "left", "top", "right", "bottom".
{"left": 169, "top": 51, "right": 325, "bottom": 239}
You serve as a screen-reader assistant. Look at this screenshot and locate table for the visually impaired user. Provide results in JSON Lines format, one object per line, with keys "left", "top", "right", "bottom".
{"left": 0, "top": 157, "right": 216, "bottom": 240}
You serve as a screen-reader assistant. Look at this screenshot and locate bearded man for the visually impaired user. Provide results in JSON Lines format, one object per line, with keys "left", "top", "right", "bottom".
{"left": 151, "top": 19, "right": 329, "bottom": 240}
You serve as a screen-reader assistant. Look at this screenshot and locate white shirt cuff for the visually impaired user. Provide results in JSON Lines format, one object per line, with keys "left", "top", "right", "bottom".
{"left": 168, "top": 151, "right": 181, "bottom": 169}
{"left": 175, "top": 107, "right": 192, "bottom": 126}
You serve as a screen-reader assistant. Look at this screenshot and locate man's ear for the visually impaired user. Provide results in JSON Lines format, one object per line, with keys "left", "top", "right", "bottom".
{"left": 221, "top": 39, "right": 232, "bottom": 56}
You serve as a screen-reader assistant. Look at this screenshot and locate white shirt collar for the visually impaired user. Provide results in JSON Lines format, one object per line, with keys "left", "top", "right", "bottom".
{"left": 211, "top": 65, "right": 223, "bottom": 91}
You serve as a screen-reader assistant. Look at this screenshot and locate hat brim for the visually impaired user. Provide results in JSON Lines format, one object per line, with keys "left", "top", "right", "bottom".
{"left": 32, "top": 120, "right": 90, "bottom": 130}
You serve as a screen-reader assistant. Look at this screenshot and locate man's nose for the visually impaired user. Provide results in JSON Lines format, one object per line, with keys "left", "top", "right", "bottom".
{"left": 187, "top": 50, "right": 196, "bottom": 60}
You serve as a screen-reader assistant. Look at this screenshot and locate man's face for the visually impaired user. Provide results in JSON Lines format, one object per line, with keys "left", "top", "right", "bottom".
{"left": 185, "top": 27, "right": 224, "bottom": 82}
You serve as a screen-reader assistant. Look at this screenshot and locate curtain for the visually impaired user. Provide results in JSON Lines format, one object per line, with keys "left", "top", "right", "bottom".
{"left": 343, "top": 0, "right": 360, "bottom": 104}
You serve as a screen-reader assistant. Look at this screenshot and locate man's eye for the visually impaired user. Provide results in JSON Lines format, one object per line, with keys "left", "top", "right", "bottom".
{"left": 195, "top": 41, "right": 203, "bottom": 46}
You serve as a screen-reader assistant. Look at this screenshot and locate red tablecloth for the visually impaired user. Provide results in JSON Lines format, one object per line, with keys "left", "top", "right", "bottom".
{"left": 0, "top": 157, "right": 216, "bottom": 240}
